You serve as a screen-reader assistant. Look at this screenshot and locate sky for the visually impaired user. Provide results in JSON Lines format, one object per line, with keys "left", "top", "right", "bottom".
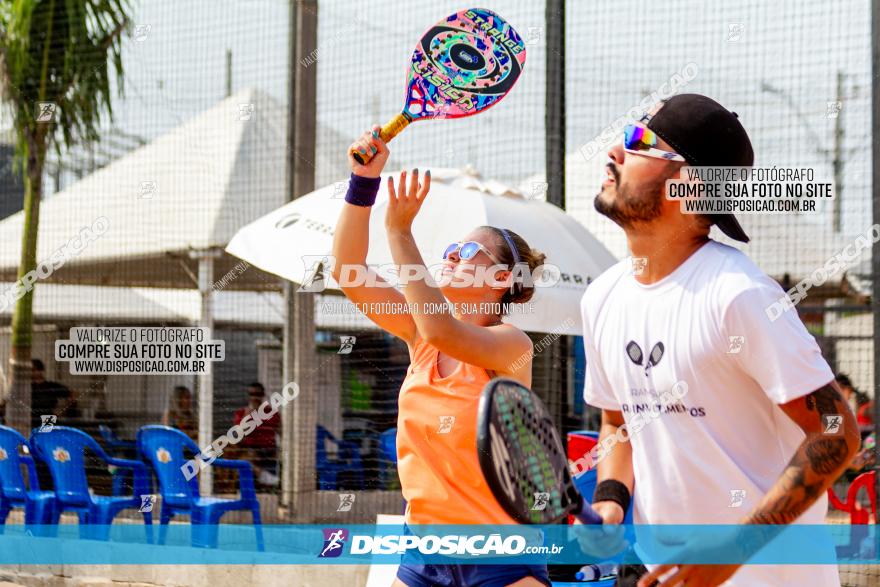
{"left": 5, "top": 0, "right": 871, "bottom": 240}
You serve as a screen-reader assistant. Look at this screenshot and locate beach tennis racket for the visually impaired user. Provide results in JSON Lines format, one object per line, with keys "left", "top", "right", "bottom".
{"left": 477, "top": 377, "right": 604, "bottom": 525}
{"left": 352, "top": 8, "right": 527, "bottom": 164}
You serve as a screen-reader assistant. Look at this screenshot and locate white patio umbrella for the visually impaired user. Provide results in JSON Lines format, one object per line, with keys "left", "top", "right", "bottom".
{"left": 226, "top": 167, "right": 617, "bottom": 335}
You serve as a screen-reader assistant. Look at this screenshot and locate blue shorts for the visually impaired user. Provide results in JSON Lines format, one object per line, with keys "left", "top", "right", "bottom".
{"left": 396, "top": 560, "right": 551, "bottom": 587}
{"left": 395, "top": 524, "right": 550, "bottom": 587}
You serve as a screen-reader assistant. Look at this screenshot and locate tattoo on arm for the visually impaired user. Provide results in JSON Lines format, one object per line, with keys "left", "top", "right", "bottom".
{"left": 805, "top": 436, "right": 849, "bottom": 475}
{"left": 803, "top": 384, "right": 839, "bottom": 419}
{"left": 745, "top": 384, "right": 857, "bottom": 527}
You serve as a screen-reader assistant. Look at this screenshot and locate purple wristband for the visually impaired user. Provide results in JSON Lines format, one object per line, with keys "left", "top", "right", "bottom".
{"left": 345, "top": 173, "right": 381, "bottom": 207}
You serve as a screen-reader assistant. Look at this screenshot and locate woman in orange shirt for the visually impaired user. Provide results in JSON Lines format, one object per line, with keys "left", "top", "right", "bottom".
{"left": 333, "top": 127, "right": 550, "bottom": 587}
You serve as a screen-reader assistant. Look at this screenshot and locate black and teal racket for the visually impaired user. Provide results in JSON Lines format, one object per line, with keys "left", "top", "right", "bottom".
{"left": 477, "top": 377, "right": 603, "bottom": 525}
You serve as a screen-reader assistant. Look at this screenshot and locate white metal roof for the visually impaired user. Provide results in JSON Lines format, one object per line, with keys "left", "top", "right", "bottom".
{"left": 0, "top": 88, "right": 287, "bottom": 287}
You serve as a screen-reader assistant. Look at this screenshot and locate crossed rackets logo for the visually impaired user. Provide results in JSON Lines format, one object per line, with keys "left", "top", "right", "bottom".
{"left": 626, "top": 341, "right": 665, "bottom": 376}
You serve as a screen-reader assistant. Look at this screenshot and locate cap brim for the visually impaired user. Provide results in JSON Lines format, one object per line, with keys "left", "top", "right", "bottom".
{"left": 710, "top": 214, "right": 750, "bottom": 243}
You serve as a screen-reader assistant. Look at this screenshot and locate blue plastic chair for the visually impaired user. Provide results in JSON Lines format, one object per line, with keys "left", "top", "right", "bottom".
{"left": 28, "top": 426, "right": 152, "bottom": 541}
{"left": 98, "top": 425, "right": 139, "bottom": 496}
{"left": 98, "top": 425, "right": 137, "bottom": 452}
{"left": 0, "top": 425, "right": 58, "bottom": 530}
{"left": 136, "top": 425, "right": 263, "bottom": 550}
{"left": 98, "top": 424, "right": 138, "bottom": 461}
{"left": 316, "top": 425, "right": 364, "bottom": 490}
{"left": 379, "top": 428, "right": 397, "bottom": 464}
{"left": 378, "top": 428, "right": 398, "bottom": 488}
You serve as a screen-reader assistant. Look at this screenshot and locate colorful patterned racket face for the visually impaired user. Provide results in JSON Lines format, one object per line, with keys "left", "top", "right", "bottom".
{"left": 352, "top": 8, "right": 527, "bottom": 164}
{"left": 476, "top": 378, "right": 603, "bottom": 525}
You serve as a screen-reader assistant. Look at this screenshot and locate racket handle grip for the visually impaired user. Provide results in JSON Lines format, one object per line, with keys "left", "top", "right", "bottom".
{"left": 352, "top": 113, "right": 410, "bottom": 164}
{"left": 574, "top": 502, "right": 604, "bottom": 525}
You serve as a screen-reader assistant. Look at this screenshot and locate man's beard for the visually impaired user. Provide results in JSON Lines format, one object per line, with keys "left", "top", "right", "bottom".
{"left": 594, "top": 171, "right": 666, "bottom": 228}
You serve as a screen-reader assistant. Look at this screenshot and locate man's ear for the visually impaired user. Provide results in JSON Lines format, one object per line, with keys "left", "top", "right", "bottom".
{"left": 670, "top": 162, "right": 690, "bottom": 183}
{"left": 664, "top": 162, "right": 695, "bottom": 210}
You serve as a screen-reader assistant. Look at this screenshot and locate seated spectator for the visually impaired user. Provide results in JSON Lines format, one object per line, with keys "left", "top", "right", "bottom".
{"left": 0, "top": 368, "right": 6, "bottom": 424}
{"left": 835, "top": 373, "right": 873, "bottom": 436}
{"left": 31, "top": 358, "right": 77, "bottom": 489}
{"left": 163, "top": 386, "right": 197, "bottom": 441}
{"left": 836, "top": 373, "right": 858, "bottom": 413}
{"left": 233, "top": 382, "right": 281, "bottom": 487}
{"left": 836, "top": 373, "right": 869, "bottom": 413}
{"left": 847, "top": 430, "right": 876, "bottom": 473}
{"left": 857, "top": 400, "right": 874, "bottom": 434}
{"left": 833, "top": 373, "right": 876, "bottom": 472}
{"left": 31, "top": 359, "right": 76, "bottom": 431}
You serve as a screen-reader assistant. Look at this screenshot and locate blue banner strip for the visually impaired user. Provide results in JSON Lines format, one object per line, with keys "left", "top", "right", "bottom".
{"left": 0, "top": 524, "right": 876, "bottom": 565}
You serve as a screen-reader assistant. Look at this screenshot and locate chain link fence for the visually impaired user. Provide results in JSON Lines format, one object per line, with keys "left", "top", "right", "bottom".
{"left": 0, "top": 0, "right": 876, "bottom": 583}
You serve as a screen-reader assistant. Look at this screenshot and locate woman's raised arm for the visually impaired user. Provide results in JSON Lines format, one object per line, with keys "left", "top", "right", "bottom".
{"left": 331, "top": 126, "right": 417, "bottom": 346}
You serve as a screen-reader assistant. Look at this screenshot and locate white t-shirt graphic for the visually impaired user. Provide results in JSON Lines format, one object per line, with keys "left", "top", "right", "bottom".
{"left": 581, "top": 240, "right": 839, "bottom": 587}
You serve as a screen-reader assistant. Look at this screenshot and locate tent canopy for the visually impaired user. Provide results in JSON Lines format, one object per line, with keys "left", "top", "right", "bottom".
{"left": 0, "top": 88, "right": 286, "bottom": 291}
{"left": 0, "top": 283, "right": 374, "bottom": 330}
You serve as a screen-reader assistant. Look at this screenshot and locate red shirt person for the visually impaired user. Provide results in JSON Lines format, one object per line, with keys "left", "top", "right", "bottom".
{"left": 232, "top": 382, "right": 281, "bottom": 485}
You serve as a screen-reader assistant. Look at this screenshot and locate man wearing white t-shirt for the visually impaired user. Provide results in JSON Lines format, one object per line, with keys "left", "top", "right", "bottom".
{"left": 580, "top": 94, "right": 860, "bottom": 586}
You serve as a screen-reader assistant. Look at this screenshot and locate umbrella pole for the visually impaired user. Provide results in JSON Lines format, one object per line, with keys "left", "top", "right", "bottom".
{"left": 192, "top": 249, "right": 221, "bottom": 496}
